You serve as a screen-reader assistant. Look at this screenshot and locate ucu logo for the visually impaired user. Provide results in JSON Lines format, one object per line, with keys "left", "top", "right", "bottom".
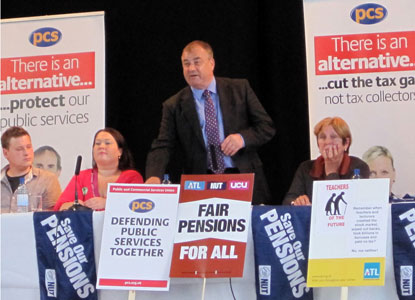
{"left": 229, "top": 181, "right": 249, "bottom": 190}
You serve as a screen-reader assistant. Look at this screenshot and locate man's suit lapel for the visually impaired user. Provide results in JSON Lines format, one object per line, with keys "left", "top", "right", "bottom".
{"left": 179, "top": 88, "right": 205, "bottom": 147}
{"left": 217, "top": 78, "right": 236, "bottom": 136}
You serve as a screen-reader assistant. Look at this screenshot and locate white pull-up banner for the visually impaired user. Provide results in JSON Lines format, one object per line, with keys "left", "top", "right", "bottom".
{"left": 303, "top": 1, "right": 415, "bottom": 197}
{"left": 1, "top": 12, "right": 105, "bottom": 188}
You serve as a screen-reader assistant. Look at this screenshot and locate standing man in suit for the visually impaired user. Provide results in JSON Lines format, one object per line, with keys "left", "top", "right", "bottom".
{"left": 145, "top": 40, "right": 275, "bottom": 204}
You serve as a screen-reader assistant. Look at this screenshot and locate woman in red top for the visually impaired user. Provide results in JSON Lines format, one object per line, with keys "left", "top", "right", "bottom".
{"left": 54, "top": 128, "right": 143, "bottom": 210}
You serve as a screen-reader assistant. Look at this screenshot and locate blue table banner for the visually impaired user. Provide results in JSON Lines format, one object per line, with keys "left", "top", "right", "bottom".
{"left": 252, "top": 205, "right": 313, "bottom": 300}
{"left": 392, "top": 203, "right": 415, "bottom": 300}
{"left": 33, "top": 210, "right": 98, "bottom": 300}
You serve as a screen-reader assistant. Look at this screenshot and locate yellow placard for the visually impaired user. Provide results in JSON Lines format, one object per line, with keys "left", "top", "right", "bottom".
{"left": 307, "top": 257, "right": 385, "bottom": 287}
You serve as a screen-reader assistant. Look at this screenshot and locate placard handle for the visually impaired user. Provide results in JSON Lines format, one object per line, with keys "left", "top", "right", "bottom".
{"left": 128, "top": 290, "right": 136, "bottom": 300}
{"left": 340, "top": 286, "right": 348, "bottom": 300}
{"left": 201, "top": 277, "right": 207, "bottom": 300}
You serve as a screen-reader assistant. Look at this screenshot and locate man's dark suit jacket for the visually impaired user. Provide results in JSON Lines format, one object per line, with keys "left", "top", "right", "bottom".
{"left": 146, "top": 77, "right": 275, "bottom": 204}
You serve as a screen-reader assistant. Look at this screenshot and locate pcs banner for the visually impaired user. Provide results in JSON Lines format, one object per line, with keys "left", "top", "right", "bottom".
{"left": 303, "top": 0, "right": 415, "bottom": 197}
{"left": 1, "top": 12, "right": 105, "bottom": 188}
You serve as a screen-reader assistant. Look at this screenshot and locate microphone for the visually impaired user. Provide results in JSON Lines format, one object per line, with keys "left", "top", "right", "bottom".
{"left": 74, "top": 155, "right": 82, "bottom": 203}
{"left": 68, "top": 155, "right": 90, "bottom": 211}
{"left": 75, "top": 155, "right": 82, "bottom": 176}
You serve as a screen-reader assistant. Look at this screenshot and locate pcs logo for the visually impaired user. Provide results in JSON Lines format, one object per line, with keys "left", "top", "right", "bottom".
{"left": 129, "top": 199, "right": 154, "bottom": 213}
{"left": 29, "top": 27, "right": 62, "bottom": 47}
{"left": 350, "top": 3, "right": 387, "bottom": 25}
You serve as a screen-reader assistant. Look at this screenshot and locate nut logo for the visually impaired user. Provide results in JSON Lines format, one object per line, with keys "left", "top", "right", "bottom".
{"left": 350, "top": 3, "right": 387, "bottom": 25}
{"left": 129, "top": 199, "right": 154, "bottom": 213}
{"left": 29, "top": 27, "right": 62, "bottom": 47}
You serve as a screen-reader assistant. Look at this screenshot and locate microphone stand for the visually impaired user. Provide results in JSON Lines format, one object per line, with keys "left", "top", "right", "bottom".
{"left": 68, "top": 174, "right": 91, "bottom": 211}
{"left": 68, "top": 155, "right": 90, "bottom": 211}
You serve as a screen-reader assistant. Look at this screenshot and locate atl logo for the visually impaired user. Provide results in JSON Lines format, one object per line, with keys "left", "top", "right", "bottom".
{"left": 184, "top": 180, "right": 205, "bottom": 190}
{"left": 363, "top": 262, "right": 380, "bottom": 279}
{"left": 229, "top": 181, "right": 249, "bottom": 190}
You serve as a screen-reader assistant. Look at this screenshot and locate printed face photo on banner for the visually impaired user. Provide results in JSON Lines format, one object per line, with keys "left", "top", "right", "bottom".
{"left": 362, "top": 145, "right": 396, "bottom": 195}
{"left": 34, "top": 145, "right": 62, "bottom": 177}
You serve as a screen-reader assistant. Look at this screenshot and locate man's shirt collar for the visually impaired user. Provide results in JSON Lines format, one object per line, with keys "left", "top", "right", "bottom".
{"left": 191, "top": 77, "right": 217, "bottom": 101}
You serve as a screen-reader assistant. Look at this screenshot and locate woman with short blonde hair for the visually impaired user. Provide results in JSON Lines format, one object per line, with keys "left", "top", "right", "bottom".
{"left": 283, "top": 117, "right": 369, "bottom": 206}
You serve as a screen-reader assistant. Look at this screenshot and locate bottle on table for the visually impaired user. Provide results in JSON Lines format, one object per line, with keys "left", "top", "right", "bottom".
{"left": 162, "top": 174, "right": 172, "bottom": 184}
{"left": 352, "top": 168, "right": 361, "bottom": 180}
{"left": 16, "top": 177, "right": 29, "bottom": 213}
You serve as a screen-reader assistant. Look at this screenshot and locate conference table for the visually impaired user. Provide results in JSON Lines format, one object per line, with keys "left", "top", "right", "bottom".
{"left": 1, "top": 208, "right": 399, "bottom": 300}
